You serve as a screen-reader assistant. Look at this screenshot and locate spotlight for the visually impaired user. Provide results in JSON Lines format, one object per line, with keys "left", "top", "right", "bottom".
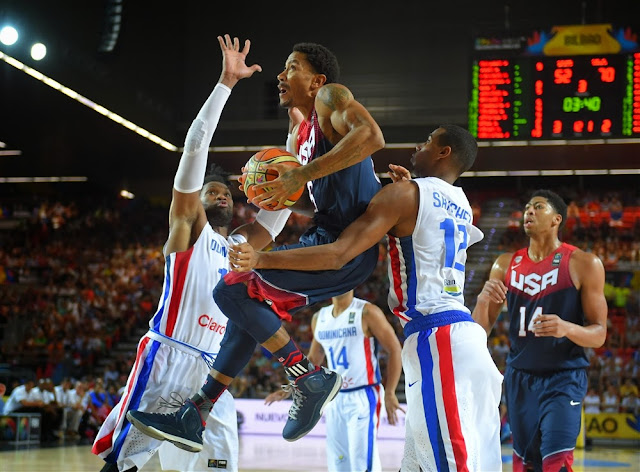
{"left": 31, "top": 43, "right": 46, "bottom": 60}
{"left": 0, "top": 26, "right": 18, "bottom": 46}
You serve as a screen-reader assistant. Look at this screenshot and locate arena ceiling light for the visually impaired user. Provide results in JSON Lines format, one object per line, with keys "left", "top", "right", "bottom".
{"left": 0, "top": 26, "right": 18, "bottom": 46}
{"left": 30, "top": 42, "right": 46, "bottom": 60}
{"left": 0, "top": 176, "right": 88, "bottom": 183}
{"left": 0, "top": 49, "right": 178, "bottom": 152}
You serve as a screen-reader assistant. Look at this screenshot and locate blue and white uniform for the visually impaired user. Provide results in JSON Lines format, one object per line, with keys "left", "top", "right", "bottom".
{"left": 388, "top": 177, "right": 502, "bottom": 472}
{"left": 93, "top": 223, "right": 238, "bottom": 472}
{"left": 315, "top": 297, "right": 383, "bottom": 472}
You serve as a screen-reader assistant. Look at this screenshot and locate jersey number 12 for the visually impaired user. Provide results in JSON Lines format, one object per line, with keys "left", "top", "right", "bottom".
{"left": 440, "top": 218, "right": 468, "bottom": 271}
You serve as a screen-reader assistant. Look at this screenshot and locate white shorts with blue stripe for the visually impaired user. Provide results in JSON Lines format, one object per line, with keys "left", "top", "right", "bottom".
{"left": 93, "top": 332, "right": 238, "bottom": 472}
{"left": 401, "top": 320, "right": 502, "bottom": 472}
{"left": 325, "top": 383, "right": 384, "bottom": 472}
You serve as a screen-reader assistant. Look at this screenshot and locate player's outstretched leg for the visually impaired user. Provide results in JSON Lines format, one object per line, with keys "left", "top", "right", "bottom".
{"left": 282, "top": 366, "right": 342, "bottom": 442}
{"left": 126, "top": 399, "right": 204, "bottom": 453}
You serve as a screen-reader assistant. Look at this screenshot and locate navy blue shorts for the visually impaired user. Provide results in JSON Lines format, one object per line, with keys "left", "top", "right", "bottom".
{"left": 504, "top": 366, "right": 587, "bottom": 469}
{"left": 224, "top": 226, "right": 379, "bottom": 320}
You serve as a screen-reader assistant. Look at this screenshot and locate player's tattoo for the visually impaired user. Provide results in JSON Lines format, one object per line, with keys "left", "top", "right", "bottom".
{"left": 318, "top": 84, "right": 352, "bottom": 111}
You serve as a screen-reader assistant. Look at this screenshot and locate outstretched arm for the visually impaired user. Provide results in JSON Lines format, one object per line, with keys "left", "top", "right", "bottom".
{"left": 229, "top": 181, "right": 417, "bottom": 271}
{"left": 251, "top": 83, "right": 385, "bottom": 210}
{"left": 165, "top": 35, "right": 261, "bottom": 255}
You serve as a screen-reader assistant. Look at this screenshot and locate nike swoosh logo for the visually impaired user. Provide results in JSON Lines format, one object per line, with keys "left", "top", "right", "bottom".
{"left": 570, "top": 400, "right": 580, "bottom": 406}
{"left": 512, "top": 263, "right": 521, "bottom": 270}
{"left": 408, "top": 381, "right": 419, "bottom": 387}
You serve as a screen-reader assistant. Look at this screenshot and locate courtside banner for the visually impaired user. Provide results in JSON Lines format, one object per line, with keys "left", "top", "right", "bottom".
{"left": 234, "top": 398, "right": 406, "bottom": 439}
{"left": 585, "top": 413, "right": 640, "bottom": 439}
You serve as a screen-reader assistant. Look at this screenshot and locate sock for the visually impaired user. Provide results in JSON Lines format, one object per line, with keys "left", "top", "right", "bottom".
{"left": 274, "top": 339, "right": 314, "bottom": 379}
{"left": 192, "top": 375, "right": 228, "bottom": 419}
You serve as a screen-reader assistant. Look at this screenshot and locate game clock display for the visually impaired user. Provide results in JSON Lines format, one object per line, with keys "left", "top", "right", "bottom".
{"left": 468, "top": 24, "right": 640, "bottom": 140}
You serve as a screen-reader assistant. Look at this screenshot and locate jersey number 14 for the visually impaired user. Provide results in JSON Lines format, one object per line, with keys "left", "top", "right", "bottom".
{"left": 518, "top": 306, "right": 543, "bottom": 337}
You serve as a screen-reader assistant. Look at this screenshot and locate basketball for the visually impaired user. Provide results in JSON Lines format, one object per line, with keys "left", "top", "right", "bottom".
{"left": 240, "top": 148, "right": 305, "bottom": 210}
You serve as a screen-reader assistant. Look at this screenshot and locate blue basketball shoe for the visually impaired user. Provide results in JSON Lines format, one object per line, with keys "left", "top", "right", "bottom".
{"left": 126, "top": 400, "right": 204, "bottom": 453}
{"left": 282, "top": 366, "right": 342, "bottom": 442}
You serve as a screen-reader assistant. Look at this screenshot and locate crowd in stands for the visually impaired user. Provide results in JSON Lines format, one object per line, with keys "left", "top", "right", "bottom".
{"left": 1, "top": 186, "right": 638, "bottom": 443}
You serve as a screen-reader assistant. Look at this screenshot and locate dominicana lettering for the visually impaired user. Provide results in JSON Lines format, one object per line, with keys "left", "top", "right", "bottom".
{"left": 432, "top": 191, "right": 471, "bottom": 222}
{"left": 317, "top": 327, "right": 358, "bottom": 340}
{"left": 210, "top": 238, "right": 227, "bottom": 257}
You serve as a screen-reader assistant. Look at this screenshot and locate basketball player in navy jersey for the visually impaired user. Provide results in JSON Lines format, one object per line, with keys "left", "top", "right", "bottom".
{"left": 472, "top": 189, "right": 607, "bottom": 472}
{"left": 127, "top": 42, "right": 385, "bottom": 450}
{"left": 229, "top": 125, "right": 504, "bottom": 471}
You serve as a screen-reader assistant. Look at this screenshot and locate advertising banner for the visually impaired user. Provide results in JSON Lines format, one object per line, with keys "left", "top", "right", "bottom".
{"left": 585, "top": 413, "right": 640, "bottom": 439}
{"left": 235, "top": 398, "right": 406, "bottom": 440}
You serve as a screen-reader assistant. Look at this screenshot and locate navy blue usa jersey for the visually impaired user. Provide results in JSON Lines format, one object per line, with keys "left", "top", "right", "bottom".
{"left": 505, "top": 243, "right": 588, "bottom": 372}
{"left": 296, "top": 109, "right": 381, "bottom": 236}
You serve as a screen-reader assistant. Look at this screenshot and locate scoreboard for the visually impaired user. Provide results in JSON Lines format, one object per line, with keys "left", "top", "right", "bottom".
{"left": 468, "top": 24, "right": 640, "bottom": 140}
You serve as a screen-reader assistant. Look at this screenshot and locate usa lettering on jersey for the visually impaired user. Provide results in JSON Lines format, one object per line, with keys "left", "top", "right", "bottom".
{"left": 510, "top": 267, "right": 559, "bottom": 296}
{"left": 297, "top": 119, "right": 315, "bottom": 165}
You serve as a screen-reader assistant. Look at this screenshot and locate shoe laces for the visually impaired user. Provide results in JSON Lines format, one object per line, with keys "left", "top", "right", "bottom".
{"left": 282, "top": 382, "right": 306, "bottom": 420}
{"left": 156, "top": 391, "right": 186, "bottom": 413}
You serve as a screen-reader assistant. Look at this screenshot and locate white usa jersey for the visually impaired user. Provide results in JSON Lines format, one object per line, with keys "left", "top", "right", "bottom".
{"left": 149, "top": 223, "right": 229, "bottom": 353}
{"left": 315, "top": 297, "right": 380, "bottom": 390}
{"left": 387, "top": 177, "right": 483, "bottom": 327}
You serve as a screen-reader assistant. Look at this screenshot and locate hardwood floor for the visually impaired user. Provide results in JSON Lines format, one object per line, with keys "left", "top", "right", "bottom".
{"left": 1, "top": 436, "right": 638, "bottom": 471}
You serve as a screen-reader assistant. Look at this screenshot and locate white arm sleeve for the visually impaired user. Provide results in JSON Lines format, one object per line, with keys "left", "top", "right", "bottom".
{"left": 173, "top": 83, "right": 231, "bottom": 193}
{"left": 256, "top": 208, "right": 292, "bottom": 241}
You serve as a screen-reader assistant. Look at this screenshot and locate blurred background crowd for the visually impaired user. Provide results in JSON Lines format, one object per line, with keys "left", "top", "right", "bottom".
{"left": 1, "top": 181, "right": 638, "bottom": 443}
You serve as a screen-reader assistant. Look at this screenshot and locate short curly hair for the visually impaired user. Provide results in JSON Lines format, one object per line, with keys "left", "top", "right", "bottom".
{"left": 203, "top": 163, "right": 231, "bottom": 187}
{"left": 530, "top": 189, "right": 568, "bottom": 230}
{"left": 292, "top": 43, "right": 340, "bottom": 84}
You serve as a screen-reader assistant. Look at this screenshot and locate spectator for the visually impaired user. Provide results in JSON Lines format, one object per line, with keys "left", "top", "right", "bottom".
{"left": 619, "top": 377, "right": 639, "bottom": 399}
{"left": 621, "top": 391, "right": 640, "bottom": 415}
{"left": 601, "top": 384, "right": 620, "bottom": 413}
{"left": 584, "top": 387, "right": 601, "bottom": 414}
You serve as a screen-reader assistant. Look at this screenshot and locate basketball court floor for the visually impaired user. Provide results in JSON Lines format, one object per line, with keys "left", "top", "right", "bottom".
{"left": 1, "top": 435, "right": 638, "bottom": 471}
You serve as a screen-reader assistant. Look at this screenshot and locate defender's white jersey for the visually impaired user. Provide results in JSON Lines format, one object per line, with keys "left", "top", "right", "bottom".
{"left": 315, "top": 297, "right": 380, "bottom": 390}
{"left": 387, "top": 177, "right": 483, "bottom": 327}
{"left": 149, "top": 222, "right": 229, "bottom": 353}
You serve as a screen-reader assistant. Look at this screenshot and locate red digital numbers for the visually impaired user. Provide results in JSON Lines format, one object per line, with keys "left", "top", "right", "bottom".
{"left": 577, "top": 79, "right": 588, "bottom": 93}
{"left": 554, "top": 68, "right": 573, "bottom": 84}
{"left": 552, "top": 120, "right": 563, "bottom": 134}
{"left": 598, "top": 67, "right": 615, "bottom": 82}
{"left": 556, "top": 59, "right": 574, "bottom": 68}
{"left": 601, "top": 119, "right": 612, "bottom": 133}
{"left": 573, "top": 121, "right": 584, "bottom": 133}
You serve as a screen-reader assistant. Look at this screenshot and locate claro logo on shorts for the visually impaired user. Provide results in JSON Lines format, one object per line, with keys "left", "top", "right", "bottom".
{"left": 198, "top": 314, "right": 226, "bottom": 334}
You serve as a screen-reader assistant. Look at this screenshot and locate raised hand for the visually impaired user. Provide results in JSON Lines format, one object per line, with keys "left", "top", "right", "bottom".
{"left": 217, "top": 34, "right": 262, "bottom": 87}
{"left": 388, "top": 164, "right": 412, "bottom": 182}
